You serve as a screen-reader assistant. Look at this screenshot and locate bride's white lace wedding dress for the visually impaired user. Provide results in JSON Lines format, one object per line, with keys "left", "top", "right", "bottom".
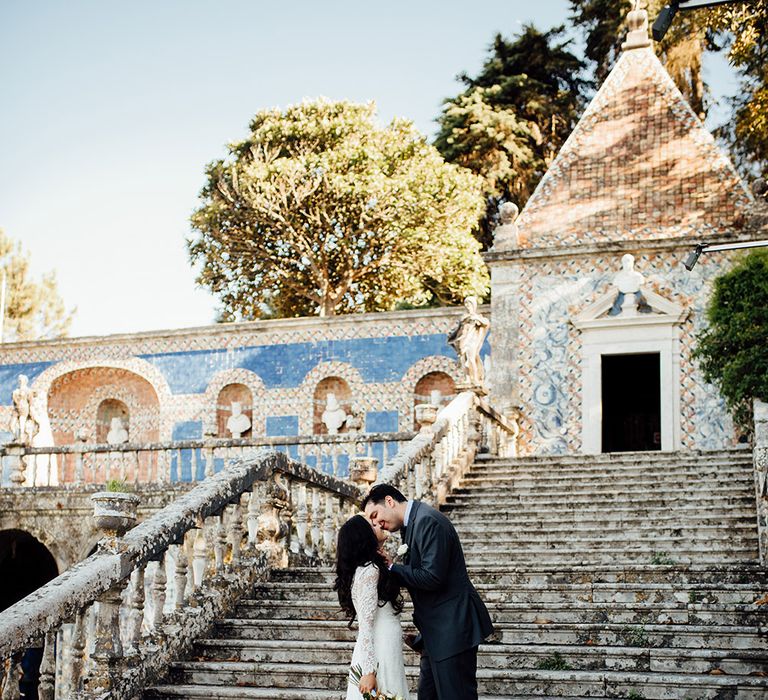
{"left": 346, "top": 563, "right": 410, "bottom": 700}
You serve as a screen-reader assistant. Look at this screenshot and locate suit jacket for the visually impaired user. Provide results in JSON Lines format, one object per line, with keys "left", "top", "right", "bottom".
{"left": 390, "top": 500, "right": 493, "bottom": 662}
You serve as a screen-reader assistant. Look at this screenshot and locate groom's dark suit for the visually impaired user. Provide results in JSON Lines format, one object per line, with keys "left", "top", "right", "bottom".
{"left": 390, "top": 500, "right": 493, "bottom": 700}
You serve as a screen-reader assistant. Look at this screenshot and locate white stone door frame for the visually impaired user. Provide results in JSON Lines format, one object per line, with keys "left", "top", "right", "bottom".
{"left": 573, "top": 290, "right": 687, "bottom": 455}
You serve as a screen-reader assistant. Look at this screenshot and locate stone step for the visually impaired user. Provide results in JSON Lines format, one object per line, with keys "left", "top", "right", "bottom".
{"left": 190, "top": 638, "right": 768, "bottom": 676}
{"left": 447, "top": 509, "right": 758, "bottom": 526}
{"left": 268, "top": 563, "right": 767, "bottom": 586}
{"left": 459, "top": 527, "right": 758, "bottom": 544}
{"left": 474, "top": 448, "right": 751, "bottom": 467}
{"left": 251, "top": 581, "right": 766, "bottom": 606}
{"left": 211, "top": 618, "right": 768, "bottom": 650}
{"left": 468, "top": 460, "right": 753, "bottom": 477}
{"left": 456, "top": 477, "right": 754, "bottom": 495}
{"left": 150, "top": 663, "right": 768, "bottom": 698}
{"left": 235, "top": 599, "right": 765, "bottom": 626}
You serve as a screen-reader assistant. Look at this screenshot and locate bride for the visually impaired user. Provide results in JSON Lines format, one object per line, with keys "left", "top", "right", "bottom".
{"left": 334, "top": 514, "right": 411, "bottom": 699}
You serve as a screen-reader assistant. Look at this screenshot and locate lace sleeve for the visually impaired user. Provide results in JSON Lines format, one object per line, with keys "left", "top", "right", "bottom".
{"left": 352, "top": 564, "right": 380, "bottom": 675}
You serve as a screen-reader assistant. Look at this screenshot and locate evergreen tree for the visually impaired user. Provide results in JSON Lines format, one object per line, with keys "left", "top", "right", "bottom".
{"left": 0, "top": 229, "right": 74, "bottom": 341}
{"left": 434, "top": 25, "right": 590, "bottom": 247}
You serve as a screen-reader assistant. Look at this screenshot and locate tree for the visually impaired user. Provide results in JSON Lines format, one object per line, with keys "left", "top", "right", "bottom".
{"left": 189, "top": 99, "right": 488, "bottom": 319}
{"left": 693, "top": 251, "right": 768, "bottom": 435}
{"left": 569, "top": 0, "right": 708, "bottom": 117}
{"left": 434, "top": 26, "right": 590, "bottom": 245}
{"left": 0, "top": 229, "right": 74, "bottom": 341}
{"left": 707, "top": 0, "right": 768, "bottom": 177}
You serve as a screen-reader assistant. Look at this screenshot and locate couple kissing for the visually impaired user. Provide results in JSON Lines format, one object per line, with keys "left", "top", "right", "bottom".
{"left": 334, "top": 483, "right": 494, "bottom": 700}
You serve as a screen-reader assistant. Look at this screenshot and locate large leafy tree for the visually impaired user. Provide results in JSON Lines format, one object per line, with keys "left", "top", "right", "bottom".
{"left": 434, "top": 26, "right": 590, "bottom": 246}
{"left": 693, "top": 251, "right": 768, "bottom": 434}
{"left": 0, "top": 229, "right": 74, "bottom": 341}
{"left": 569, "top": 0, "right": 708, "bottom": 117}
{"left": 707, "top": 0, "right": 768, "bottom": 177}
{"left": 189, "top": 99, "right": 488, "bottom": 319}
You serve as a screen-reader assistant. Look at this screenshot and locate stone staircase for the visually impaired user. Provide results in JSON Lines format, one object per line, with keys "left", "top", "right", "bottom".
{"left": 145, "top": 448, "right": 768, "bottom": 699}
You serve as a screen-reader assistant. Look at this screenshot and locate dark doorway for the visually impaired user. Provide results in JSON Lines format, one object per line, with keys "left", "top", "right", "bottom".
{"left": 0, "top": 530, "right": 59, "bottom": 699}
{"left": 601, "top": 353, "right": 661, "bottom": 453}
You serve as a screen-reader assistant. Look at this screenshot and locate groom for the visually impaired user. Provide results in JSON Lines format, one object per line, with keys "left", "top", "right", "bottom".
{"left": 362, "top": 484, "right": 493, "bottom": 700}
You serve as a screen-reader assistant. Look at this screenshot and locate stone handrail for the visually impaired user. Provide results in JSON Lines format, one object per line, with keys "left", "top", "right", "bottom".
{"left": 1, "top": 431, "right": 415, "bottom": 488}
{"left": 378, "top": 391, "right": 518, "bottom": 504}
{"left": 753, "top": 399, "right": 768, "bottom": 567}
{"left": 0, "top": 449, "right": 359, "bottom": 699}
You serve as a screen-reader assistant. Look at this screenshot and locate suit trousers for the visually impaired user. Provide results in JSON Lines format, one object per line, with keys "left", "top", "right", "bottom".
{"left": 417, "top": 646, "right": 479, "bottom": 700}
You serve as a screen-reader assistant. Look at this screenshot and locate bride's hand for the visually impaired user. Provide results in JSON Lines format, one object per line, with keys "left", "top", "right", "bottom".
{"left": 359, "top": 671, "right": 377, "bottom": 694}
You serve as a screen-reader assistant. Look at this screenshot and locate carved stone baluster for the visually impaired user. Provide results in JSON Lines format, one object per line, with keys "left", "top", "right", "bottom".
{"left": 191, "top": 447, "right": 199, "bottom": 482}
{"left": 310, "top": 488, "right": 322, "bottom": 556}
{"left": 204, "top": 444, "right": 215, "bottom": 479}
{"left": 192, "top": 526, "right": 208, "bottom": 588}
{"left": 228, "top": 499, "right": 243, "bottom": 566}
{"left": 68, "top": 608, "right": 87, "bottom": 694}
{"left": 323, "top": 492, "right": 335, "bottom": 555}
{"left": 37, "top": 630, "right": 56, "bottom": 700}
{"left": 126, "top": 566, "right": 145, "bottom": 655}
{"left": 1, "top": 653, "right": 22, "bottom": 700}
{"left": 406, "top": 461, "right": 416, "bottom": 500}
{"left": 214, "top": 513, "right": 226, "bottom": 573}
{"left": 295, "top": 483, "right": 309, "bottom": 555}
{"left": 174, "top": 541, "right": 188, "bottom": 609}
{"left": 247, "top": 487, "right": 260, "bottom": 546}
{"left": 85, "top": 583, "right": 124, "bottom": 697}
{"left": 151, "top": 555, "right": 167, "bottom": 630}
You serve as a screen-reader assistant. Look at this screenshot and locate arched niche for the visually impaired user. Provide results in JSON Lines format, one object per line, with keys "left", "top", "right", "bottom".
{"left": 413, "top": 372, "right": 456, "bottom": 428}
{"left": 96, "top": 398, "right": 130, "bottom": 443}
{"left": 0, "top": 530, "right": 59, "bottom": 695}
{"left": 217, "top": 383, "right": 254, "bottom": 438}
{"left": 313, "top": 377, "right": 352, "bottom": 435}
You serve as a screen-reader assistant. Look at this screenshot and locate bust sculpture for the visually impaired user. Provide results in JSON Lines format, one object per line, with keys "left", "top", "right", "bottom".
{"left": 447, "top": 296, "right": 490, "bottom": 394}
{"left": 322, "top": 392, "right": 347, "bottom": 435}
{"left": 490, "top": 202, "right": 520, "bottom": 251}
{"left": 107, "top": 417, "right": 129, "bottom": 445}
{"left": 226, "top": 401, "right": 251, "bottom": 438}
{"left": 10, "top": 375, "right": 39, "bottom": 445}
{"left": 609, "top": 254, "right": 651, "bottom": 316}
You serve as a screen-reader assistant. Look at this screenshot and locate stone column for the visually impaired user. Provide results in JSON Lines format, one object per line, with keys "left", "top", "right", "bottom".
{"left": 753, "top": 399, "right": 768, "bottom": 567}
{"left": 487, "top": 261, "right": 523, "bottom": 410}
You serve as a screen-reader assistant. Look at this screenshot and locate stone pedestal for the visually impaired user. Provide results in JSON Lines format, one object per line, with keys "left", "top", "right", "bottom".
{"left": 349, "top": 456, "right": 378, "bottom": 487}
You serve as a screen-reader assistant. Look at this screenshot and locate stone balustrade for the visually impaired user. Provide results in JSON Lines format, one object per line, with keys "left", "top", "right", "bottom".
{"left": 753, "top": 399, "right": 768, "bottom": 567}
{"left": 379, "top": 390, "right": 518, "bottom": 504}
{"left": 0, "top": 449, "right": 359, "bottom": 700}
{"left": 0, "top": 431, "right": 415, "bottom": 488}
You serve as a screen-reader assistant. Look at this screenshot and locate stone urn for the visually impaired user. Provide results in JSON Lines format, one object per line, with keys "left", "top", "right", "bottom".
{"left": 414, "top": 403, "right": 439, "bottom": 432}
{"left": 349, "top": 456, "right": 378, "bottom": 486}
{"left": 91, "top": 491, "right": 140, "bottom": 537}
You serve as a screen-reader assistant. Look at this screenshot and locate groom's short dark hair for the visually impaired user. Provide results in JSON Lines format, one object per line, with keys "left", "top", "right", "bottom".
{"left": 361, "top": 484, "right": 407, "bottom": 509}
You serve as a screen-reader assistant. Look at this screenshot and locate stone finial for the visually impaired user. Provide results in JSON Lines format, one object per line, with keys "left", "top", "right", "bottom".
{"left": 622, "top": 0, "right": 652, "bottom": 51}
{"left": 490, "top": 201, "right": 520, "bottom": 251}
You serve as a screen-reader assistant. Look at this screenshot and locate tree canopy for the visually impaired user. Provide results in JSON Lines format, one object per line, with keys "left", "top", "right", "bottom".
{"left": 0, "top": 229, "right": 73, "bottom": 341}
{"left": 693, "top": 251, "right": 768, "bottom": 434}
{"left": 189, "top": 99, "right": 488, "bottom": 319}
{"left": 434, "top": 26, "right": 590, "bottom": 245}
{"left": 569, "top": 0, "right": 708, "bottom": 116}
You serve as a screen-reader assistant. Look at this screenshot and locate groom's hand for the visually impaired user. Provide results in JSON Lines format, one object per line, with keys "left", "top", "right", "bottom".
{"left": 359, "top": 672, "right": 377, "bottom": 694}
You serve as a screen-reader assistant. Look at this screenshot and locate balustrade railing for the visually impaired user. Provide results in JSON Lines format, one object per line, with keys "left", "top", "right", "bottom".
{"left": 0, "top": 449, "right": 360, "bottom": 699}
{"left": 0, "top": 432, "right": 415, "bottom": 488}
{"left": 378, "top": 391, "right": 518, "bottom": 504}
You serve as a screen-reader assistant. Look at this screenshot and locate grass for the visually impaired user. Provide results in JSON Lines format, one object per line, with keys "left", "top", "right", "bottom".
{"left": 536, "top": 652, "right": 572, "bottom": 671}
{"left": 650, "top": 551, "right": 676, "bottom": 565}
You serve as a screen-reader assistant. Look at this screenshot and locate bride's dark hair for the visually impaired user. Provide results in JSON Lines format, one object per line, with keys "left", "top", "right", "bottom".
{"left": 334, "top": 514, "right": 403, "bottom": 627}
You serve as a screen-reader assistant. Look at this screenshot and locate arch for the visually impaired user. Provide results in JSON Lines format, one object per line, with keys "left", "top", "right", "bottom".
{"left": 216, "top": 384, "right": 254, "bottom": 438}
{"left": 96, "top": 397, "right": 130, "bottom": 443}
{"left": 313, "top": 376, "right": 353, "bottom": 435}
{"left": 413, "top": 372, "right": 456, "bottom": 429}
{"left": 0, "top": 529, "right": 59, "bottom": 695}
{"left": 201, "top": 369, "right": 266, "bottom": 437}
{"left": 401, "top": 356, "right": 462, "bottom": 429}
{"left": 299, "top": 362, "right": 365, "bottom": 435}
{"left": 30, "top": 358, "right": 173, "bottom": 443}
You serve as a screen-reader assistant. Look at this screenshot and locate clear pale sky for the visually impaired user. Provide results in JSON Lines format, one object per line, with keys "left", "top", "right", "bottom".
{"left": 0, "top": 1, "right": 736, "bottom": 339}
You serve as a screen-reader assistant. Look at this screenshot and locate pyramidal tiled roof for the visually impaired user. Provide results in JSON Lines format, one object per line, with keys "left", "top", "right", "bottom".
{"left": 515, "top": 17, "right": 752, "bottom": 250}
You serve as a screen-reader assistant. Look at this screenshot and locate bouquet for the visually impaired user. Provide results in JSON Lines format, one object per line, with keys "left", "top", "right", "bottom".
{"left": 349, "top": 664, "right": 406, "bottom": 700}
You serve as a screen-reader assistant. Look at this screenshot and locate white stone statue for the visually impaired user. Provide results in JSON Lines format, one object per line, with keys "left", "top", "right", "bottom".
{"left": 226, "top": 401, "right": 251, "bottom": 438}
{"left": 9, "top": 375, "right": 39, "bottom": 445}
{"left": 490, "top": 202, "right": 520, "bottom": 251}
{"left": 321, "top": 392, "right": 347, "bottom": 435}
{"left": 106, "top": 417, "right": 129, "bottom": 445}
{"left": 447, "top": 296, "right": 490, "bottom": 393}
{"left": 612, "top": 254, "right": 645, "bottom": 316}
